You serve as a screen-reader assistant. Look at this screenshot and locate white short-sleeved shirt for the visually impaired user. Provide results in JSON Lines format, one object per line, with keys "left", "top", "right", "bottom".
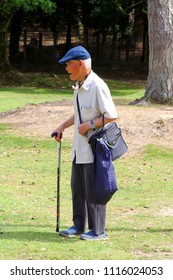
{"left": 72, "top": 70, "right": 118, "bottom": 164}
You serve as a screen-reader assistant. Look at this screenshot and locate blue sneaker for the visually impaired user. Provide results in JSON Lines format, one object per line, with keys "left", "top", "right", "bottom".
{"left": 59, "top": 226, "right": 83, "bottom": 237}
{"left": 80, "top": 229, "right": 108, "bottom": 240}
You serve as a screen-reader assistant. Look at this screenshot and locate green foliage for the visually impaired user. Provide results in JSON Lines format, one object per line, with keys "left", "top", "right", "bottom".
{"left": 0, "top": 0, "right": 55, "bottom": 14}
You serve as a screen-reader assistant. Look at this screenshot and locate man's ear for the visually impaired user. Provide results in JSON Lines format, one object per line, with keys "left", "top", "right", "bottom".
{"left": 78, "top": 60, "right": 84, "bottom": 66}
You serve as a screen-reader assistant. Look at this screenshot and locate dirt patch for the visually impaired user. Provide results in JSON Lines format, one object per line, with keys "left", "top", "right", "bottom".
{"left": 159, "top": 207, "right": 173, "bottom": 216}
{"left": 0, "top": 100, "right": 173, "bottom": 155}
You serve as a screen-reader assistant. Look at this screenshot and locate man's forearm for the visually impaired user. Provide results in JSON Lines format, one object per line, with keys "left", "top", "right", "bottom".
{"left": 93, "top": 115, "right": 117, "bottom": 128}
{"left": 53, "top": 114, "right": 74, "bottom": 141}
{"left": 78, "top": 115, "right": 117, "bottom": 136}
{"left": 60, "top": 114, "right": 74, "bottom": 131}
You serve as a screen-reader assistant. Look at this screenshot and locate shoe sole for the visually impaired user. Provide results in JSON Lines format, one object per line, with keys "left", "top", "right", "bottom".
{"left": 80, "top": 235, "right": 108, "bottom": 241}
{"left": 59, "top": 232, "right": 83, "bottom": 237}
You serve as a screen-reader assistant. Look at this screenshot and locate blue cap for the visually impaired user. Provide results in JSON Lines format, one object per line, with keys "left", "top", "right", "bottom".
{"left": 59, "top": 46, "right": 90, "bottom": 64}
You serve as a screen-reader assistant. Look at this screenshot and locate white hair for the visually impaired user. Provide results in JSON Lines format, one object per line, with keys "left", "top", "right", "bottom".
{"left": 83, "top": 57, "right": 92, "bottom": 69}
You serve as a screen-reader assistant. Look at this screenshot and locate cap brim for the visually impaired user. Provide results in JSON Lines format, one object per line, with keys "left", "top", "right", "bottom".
{"left": 58, "top": 57, "right": 68, "bottom": 64}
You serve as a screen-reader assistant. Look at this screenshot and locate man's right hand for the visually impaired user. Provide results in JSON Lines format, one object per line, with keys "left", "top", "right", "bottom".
{"left": 51, "top": 131, "right": 63, "bottom": 142}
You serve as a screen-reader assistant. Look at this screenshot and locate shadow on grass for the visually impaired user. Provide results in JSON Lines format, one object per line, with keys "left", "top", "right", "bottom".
{"left": 108, "top": 227, "right": 173, "bottom": 233}
{"left": 0, "top": 231, "right": 80, "bottom": 244}
{"left": 1, "top": 224, "right": 173, "bottom": 244}
{"left": 0, "top": 224, "right": 79, "bottom": 243}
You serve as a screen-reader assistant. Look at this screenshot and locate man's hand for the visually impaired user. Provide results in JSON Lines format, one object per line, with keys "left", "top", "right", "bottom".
{"left": 51, "top": 131, "right": 63, "bottom": 142}
{"left": 78, "top": 121, "right": 90, "bottom": 136}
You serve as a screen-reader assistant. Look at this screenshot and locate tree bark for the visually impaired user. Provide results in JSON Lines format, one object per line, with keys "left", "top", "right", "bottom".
{"left": 144, "top": 0, "right": 173, "bottom": 103}
{"left": 9, "top": 9, "right": 24, "bottom": 62}
{"left": 0, "top": 6, "right": 16, "bottom": 71}
{"left": 0, "top": 23, "right": 11, "bottom": 70}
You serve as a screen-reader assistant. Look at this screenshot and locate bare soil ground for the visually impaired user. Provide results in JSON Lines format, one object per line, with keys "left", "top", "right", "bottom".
{"left": 0, "top": 99, "right": 173, "bottom": 156}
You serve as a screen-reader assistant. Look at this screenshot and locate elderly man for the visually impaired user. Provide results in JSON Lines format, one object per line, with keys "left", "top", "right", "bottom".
{"left": 52, "top": 45, "right": 118, "bottom": 240}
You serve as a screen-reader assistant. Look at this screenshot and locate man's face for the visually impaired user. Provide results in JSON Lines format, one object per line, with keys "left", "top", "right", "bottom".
{"left": 65, "top": 60, "right": 82, "bottom": 81}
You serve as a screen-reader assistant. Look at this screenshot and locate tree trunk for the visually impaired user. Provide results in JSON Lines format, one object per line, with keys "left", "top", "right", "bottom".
{"left": 65, "top": 21, "right": 72, "bottom": 52}
{"left": 9, "top": 9, "right": 24, "bottom": 63}
{"left": 0, "top": 25, "right": 10, "bottom": 70}
{"left": 83, "top": 24, "right": 89, "bottom": 48}
{"left": 111, "top": 22, "right": 118, "bottom": 62}
{"left": 141, "top": 12, "right": 148, "bottom": 64}
{"left": 0, "top": 7, "right": 15, "bottom": 71}
{"left": 144, "top": 0, "right": 173, "bottom": 103}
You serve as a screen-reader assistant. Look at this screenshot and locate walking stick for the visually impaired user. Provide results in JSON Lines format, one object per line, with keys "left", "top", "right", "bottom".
{"left": 51, "top": 132, "right": 62, "bottom": 232}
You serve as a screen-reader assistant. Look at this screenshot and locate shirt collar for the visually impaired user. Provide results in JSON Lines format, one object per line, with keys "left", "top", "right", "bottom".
{"left": 72, "top": 70, "right": 93, "bottom": 90}
{"left": 79, "top": 70, "right": 93, "bottom": 91}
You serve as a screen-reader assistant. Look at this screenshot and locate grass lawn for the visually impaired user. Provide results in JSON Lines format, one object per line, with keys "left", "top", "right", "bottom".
{"left": 0, "top": 76, "right": 173, "bottom": 260}
{"left": 0, "top": 73, "right": 145, "bottom": 113}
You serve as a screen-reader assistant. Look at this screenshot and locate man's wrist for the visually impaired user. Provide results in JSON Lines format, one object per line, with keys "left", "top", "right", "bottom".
{"left": 90, "top": 119, "right": 95, "bottom": 130}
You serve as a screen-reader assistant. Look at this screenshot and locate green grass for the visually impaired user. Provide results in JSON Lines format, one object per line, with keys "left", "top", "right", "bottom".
{"left": 0, "top": 74, "right": 145, "bottom": 113}
{"left": 0, "top": 126, "right": 173, "bottom": 260}
{"left": 0, "top": 78, "right": 173, "bottom": 260}
{"left": 107, "top": 79, "right": 145, "bottom": 99}
{"left": 0, "top": 87, "right": 73, "bottom": 113}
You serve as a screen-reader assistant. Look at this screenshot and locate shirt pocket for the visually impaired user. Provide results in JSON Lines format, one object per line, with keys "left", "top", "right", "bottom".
{"left": 81, "top": 106, "right": 99, "bottom": 122}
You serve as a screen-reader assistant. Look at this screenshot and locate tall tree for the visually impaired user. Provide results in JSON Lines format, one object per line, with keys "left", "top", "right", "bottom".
{"left": 0, "top": 0, "right": 55, "bottom": 71}
{"left": 144, "top": 0, "right": 173, "bottom": 103}
{"left": 9, "top": 9, "right": 24, "bottom": 62}
{"left": 80, "top": 0, "right": 95, "bottom": 48}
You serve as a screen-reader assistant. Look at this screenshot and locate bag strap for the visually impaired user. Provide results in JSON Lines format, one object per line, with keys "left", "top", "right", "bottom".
{"left": 76, "top": 93, "right": 82, "bottom": 124}
{"left": 101, "top": 114, "right": 104, "bottom": 128}
{"left": 77, "top": 93, "right": 105, "bottom": 127}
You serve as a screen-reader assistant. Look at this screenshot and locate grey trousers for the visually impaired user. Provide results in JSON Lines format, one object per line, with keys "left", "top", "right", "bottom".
{"left": 71, "top": 159, "right": 106, "bottom": 235}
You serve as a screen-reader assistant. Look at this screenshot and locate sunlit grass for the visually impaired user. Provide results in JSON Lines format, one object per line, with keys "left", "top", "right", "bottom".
{"left": 0, "top": 75, "right": 145, "bottom": 112}
{"left": 0, "top": 124, "right": 173, "bottom": 260}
